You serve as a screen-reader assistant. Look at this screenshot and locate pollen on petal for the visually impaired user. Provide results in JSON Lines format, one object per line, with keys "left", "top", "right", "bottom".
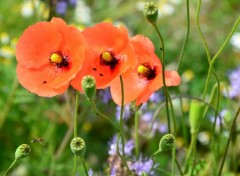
{"left": 50, "top": 53, "right": 63, "bottom": 63}
{"left": 101, "top": 51, "right": 112, "bottom": 62}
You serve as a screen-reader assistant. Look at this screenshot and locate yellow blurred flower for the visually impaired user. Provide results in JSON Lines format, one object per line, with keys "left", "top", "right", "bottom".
{"left": 0, "top": 32, "right": 10, "bottom": 44}
{"left": 0, "top": 45, "right": 15, "bottom": 59}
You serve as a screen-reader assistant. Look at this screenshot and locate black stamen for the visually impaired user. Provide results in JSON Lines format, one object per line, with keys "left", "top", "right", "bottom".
{"left": 100, "top": 51, "right": 119, "bottom": 70}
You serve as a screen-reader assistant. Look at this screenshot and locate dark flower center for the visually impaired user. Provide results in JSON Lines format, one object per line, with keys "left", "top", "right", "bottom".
{"left": 49, "top": 52, "right": 70, "bottom": 69}
{"left": 100, "top": 51, "right": 118, "bottom": 70}
{"left": 137, "top": 62, "right": 156, "bottom": 80}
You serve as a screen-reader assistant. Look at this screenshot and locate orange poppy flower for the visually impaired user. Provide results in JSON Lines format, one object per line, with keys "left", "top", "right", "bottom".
{"left": 110, "top": 35, "right": 181, "bottom": 106}
{"left": 71, "top": 22, "right": 137, "bottom": 91}
{"left": 16, "top": 17, "right": 88, "bottom": 96}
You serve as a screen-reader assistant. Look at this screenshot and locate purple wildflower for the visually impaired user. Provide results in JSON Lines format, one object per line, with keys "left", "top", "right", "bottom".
{"left": 88, "top": 169, "right": 93, "bottom": 176}
{"left": 68, "top": 0, "right": 77, "bottom": 6}
{"left": 98, "top": 88, "right": 112, "bottom": 104}
{"left": 225, "top": 66, "right": 240, "bottom": 98}
{"left": 129, "top": 156, "right": 155, "bottom": 176}
{"left": 149, "top": 91, "right": 164, "bottom": 103}
{"left": 108, "top": 135, "right": 134, "bottom": 156}
{"left": 56, "top": 1, "right": 68, "bottom": 15}
{"left": 142, "top": 111, "right": 154, "bottom": 122}
{"left": 115, "top": 104, "right": 131, "bottom": 121}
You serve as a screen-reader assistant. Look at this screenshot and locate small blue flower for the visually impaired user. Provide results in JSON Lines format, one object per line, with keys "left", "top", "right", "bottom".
{"left": 98, "top": 88, "right": 112, "bottom": 104}
{"left": 108, "top": 135, "right": 134, "bottom": 156}
{"left": 68, "top": 0, "right": 77, "bottom": 6}
{"left": 225, "top": 66, "right": 240, "bottom": 98}
{"left": 130, "top": 156, "right": 155, "bottom": 175}
{"left": 115, "top": 104, "right": 131, "bottom": 121}
{"left": 149, "top": 91, "right": 164, "bottom": 103}
{"left": 56, "top": 1, "right": 68, "bottom": 15}
{"left": 88, "top": 169, "right": 94, "bottom": 176}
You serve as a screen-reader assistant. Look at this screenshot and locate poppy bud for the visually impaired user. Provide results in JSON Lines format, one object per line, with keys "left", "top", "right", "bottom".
{"left": 82, "top": 75, "right": 96, "bottom": 101}
{"left": 189, "top": 100, "right": 205, "bottom": 134}
{"left": 159, "top": 134, "right": 175, "bottom": 152}
{"left": 143, "top": 2, "right": 158, "bottom": 25}
{"left": 15, "top": 144, "right": 31, "bottom": 160}
{"left": 70, "top": 137, "right": 86, "bottom": 157}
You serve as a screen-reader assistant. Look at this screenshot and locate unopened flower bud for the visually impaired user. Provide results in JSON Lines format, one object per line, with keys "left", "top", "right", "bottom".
{"left": 189, "top": 100, "right": 205, "bottom": 134}
{"left": 70, "top": 137, "right": 86, "bottom": 157}
{"left": 15, "top": 144, "right": 31, "bottom": 160}
{"left": 143, "top": 2, "right": 158, "bottom": 24}
{"left": 159, "top": 134, "right": 175, "bottom": 152}
{"left": 82, "top": 75, "right": 96, "bottom": 101}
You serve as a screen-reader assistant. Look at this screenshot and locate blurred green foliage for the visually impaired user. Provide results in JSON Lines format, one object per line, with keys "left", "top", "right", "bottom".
{"left": 0, "top": 0, "right": 240, "bottom": 175}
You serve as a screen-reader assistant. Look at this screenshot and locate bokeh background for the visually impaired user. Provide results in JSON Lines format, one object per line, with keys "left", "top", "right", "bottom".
{"left": 0, "top": 0, "right": 240, "bottom": 175}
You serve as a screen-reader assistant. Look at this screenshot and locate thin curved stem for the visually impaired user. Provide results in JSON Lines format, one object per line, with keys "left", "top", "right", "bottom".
{"left": 72, "top": 91, "right": 80, "bottom": 176}
{"left": 175, "top": 158, "right": 184, "bottom": 176}
{"left": 90, "top": 100, "right": 120, "bottom": 133}
{"left": 172, "top": 145, "right": 176, "bottom": 176}
{"left": 72, "top": 156, "right": 77, "bottom": 176}
{"left": 0, "top": 76, "right": 18, "bottom": 129}
{"left": 116, "top": 76, "right": 132, "bottom": 173}
{"left": 177, "top": 0, "right": 190, "bottom": 70}
{"left": 152, "top": 23, "right": 171, "bottom": 133}
{"left": 80, "top": 156, "right": 89, "bottom": 176}
{"left": 134, "top": 109, "right": 139, "bottom": 159}
{"left": 218, "top": 106, "right": 240, "bottom": 176}
{"left": 4, "top": 159, "right": 18, "bottom": 176}
{"left": 118, "top": 76, "right": 125, "bottom": 156}
{"left": 202, "top": 15, "right": 240, "bottom": 99}
{"left": 74, "top": 91, "right": 80, "bottom": 137}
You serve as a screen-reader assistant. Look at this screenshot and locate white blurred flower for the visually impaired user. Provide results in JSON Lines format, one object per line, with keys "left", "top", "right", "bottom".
{"left": 136, "top": 1, "right": 145, "bottom": 11}
{"left": 21, "top": 0, "right": 33, "bottom": 18}
{"left": 230, "top": 32, "right": 240, "bottom": 52}
{"left": 74, "top": 1, "right": 91, "bottom": 24}
{"left": 158, "top": 4, "right": 175, "bottom": 17}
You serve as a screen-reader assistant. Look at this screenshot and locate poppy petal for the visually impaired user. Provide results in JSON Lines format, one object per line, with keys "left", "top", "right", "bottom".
{"left": 110, "top": 72, "right": 147, "bottom": 105}
{"left": 16, "top": 22, "right": 62, "bottom": 68}
{"left": 17, "top": 65, "right": 69, "bottom": 96}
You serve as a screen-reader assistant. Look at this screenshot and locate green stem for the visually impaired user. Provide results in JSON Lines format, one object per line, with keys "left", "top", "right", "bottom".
{"left": 72, "top": 156, "right": 77, "bottom": 176}
{"left": 184, "top": 133, "right": 196, "bottom": 173}
{"left": 152, "top": 23, "right": 171, "bottom": 133}
{"left": 74, "top": 91, "right": 80, "bottom": 137}
{"left": 4, "top": 159, "right": 18, "bottom": 176}
{"left": 177, "top": 87, "right": 188, "bottom": 143}
{"left": 218, "top": 106, "right": 240, "bottom": 176}
{"left": 134, "top": 109, "right": 139, "bottom": 159}
{"left": 89, "top": 88, "right": 131, "bottom": 173}
{"left": 118, "top": 76, "right": 125, "bottom": 156}
{"left": 90, "top": 100, "right": 120, "bottom": 133}
{"left": 116, "top": 76, "right": 132, "bottom": 174}
{"left": 177, "top": 0, "right": 190, "bottom": 70}
{"left": 167, "top": 89, "right": 177, "bottom": 135}
{"left": 202, "top": 15, "right": 240, "bottom": 99}
{"left": 172, "top": 145, "right": 176, "bottom": 176}
{"left": 0, "top": 76, "right": 18, "bottom": 129}
{"left": 72, "top": 91, "right": 80, "bottom": 176}
{"left": 175, "top": 158, "right": 184, "bottom": 176}
{"left": 80, "top": 156, "right": 89, "bottom": 176}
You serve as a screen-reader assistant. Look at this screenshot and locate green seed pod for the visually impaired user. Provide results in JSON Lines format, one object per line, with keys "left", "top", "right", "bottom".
{"left": 70, "top": 137, "right": 86, "bottom": 157}
{"left": 81, "top": 75, "right": 96, "bottom": 101}
{"left": 189, "top": 100, "right": 205, "bottom": 134}
{"left": 15, "top": 144, "right": 31, "bottom": 160}
{"left": 143, "top": 2, "right": 158, "bottom": 25}
{"left": 159, "top": 134, "right": 175, "bottom": 152}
